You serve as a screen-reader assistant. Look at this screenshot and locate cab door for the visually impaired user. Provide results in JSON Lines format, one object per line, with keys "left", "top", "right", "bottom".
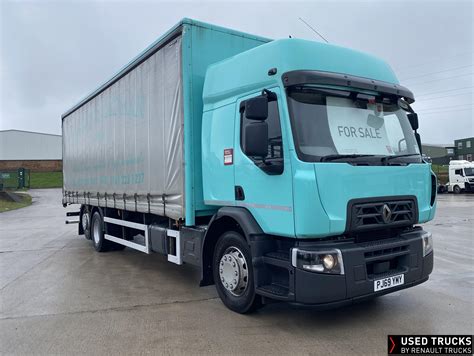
{"left": 234, "top": 87, "right": 294, "bottom": 237}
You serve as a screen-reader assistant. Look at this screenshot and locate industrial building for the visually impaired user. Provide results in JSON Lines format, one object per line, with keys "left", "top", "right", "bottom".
{"left": 423, "top": 137, "right": 473, "bottom": 165}
{"left": 422, "top": 143, "right": 455, "bottom": 165}
{"left": 0, "top": 130, "right": 62, "bottom": 171}
{"left": 454, "top": 137, "right": 474, "bottom": 162}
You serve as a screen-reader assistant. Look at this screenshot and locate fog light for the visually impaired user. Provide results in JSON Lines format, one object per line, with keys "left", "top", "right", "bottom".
{"left": 291, "top": 248, "right": 344, "bottom": 275}
{"left": 323, "top": 254, "right": 335, "bottom": 269}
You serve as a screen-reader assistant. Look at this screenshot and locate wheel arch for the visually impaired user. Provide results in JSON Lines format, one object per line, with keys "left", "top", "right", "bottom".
{"left": 200, "top": 207, "right": 263, "bottom": 287}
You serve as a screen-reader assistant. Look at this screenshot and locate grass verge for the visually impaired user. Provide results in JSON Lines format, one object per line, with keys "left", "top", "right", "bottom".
{"left": 30, "top": 171, "right": 63, "bottom": 189}
{"left": 0, "top": 193, "right": 32, "bottom": 213}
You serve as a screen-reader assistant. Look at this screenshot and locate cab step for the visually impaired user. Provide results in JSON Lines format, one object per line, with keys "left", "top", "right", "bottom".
{"left": 262, "top": 251, "right": 291, "bottom": 269}
{"left": 265, "top": 251, "right": 290, "bottom": 261}
{"left": 255, "top": 250, "right": 294, "bottom": 301}
{"left": 256, "top": 284, "right": 290, "bottom": 300}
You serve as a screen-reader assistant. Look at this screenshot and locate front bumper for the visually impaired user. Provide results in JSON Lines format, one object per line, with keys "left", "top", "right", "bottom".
{"left": 292, "top": 228, "right": 433, "bottom": 306}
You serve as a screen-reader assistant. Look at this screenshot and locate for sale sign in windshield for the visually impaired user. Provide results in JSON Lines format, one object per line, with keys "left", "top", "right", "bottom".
{"left": 327, "top": 97, "right": 394, "bottom": 156}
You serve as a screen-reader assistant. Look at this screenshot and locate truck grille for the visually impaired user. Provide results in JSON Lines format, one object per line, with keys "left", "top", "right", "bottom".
{"left": 364, "top": 244, "right": 408, "bottom": 260}
{"left": 348, "top": 198, "right": 417, "bottom": 232}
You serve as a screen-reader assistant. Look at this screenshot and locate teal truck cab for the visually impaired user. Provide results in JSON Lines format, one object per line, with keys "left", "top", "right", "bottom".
{"left": 62, "top": 19, "right": 435, "bottom": 313}
{"left": 201, "top": 38, "right": 435, "bottom": 312}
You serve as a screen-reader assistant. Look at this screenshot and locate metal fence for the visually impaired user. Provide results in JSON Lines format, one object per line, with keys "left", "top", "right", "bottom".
{"left": 0, "top": 168, "right": 30, "bottom": 190}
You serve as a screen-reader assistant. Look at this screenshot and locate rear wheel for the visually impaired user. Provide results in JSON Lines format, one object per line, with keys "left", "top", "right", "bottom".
{"left": 91, "top": 211, "right": 113, "bottom": 252}
{"left": 213, "top": 231, "right": 261, "bottom": 314}
{"left": 453, "top": 185, "right": 461, "bottom": 194}
{"left": 81, "top": 208, "right": 91, "bottom": 240}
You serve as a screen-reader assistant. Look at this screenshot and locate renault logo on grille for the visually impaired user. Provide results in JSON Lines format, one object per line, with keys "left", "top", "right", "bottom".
{"left": 382, "top": 204, "right": 392, "bottom": 223}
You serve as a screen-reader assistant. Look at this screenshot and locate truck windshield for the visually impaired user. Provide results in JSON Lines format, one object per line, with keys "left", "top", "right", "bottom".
{"left": 286, "top": 87, "right": 420, "bottom": 163}
{"left": 464, "top": 168, "right": 474, "bottom": 176}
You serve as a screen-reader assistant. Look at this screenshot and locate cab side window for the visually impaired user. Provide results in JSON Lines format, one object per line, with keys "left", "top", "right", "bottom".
{"left": 240, "top": 98, "right": 284, "bottom": 175}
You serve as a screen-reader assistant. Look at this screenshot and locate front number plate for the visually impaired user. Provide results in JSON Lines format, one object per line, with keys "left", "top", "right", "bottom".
{"left": 374, "top": 274, "right": 404, "bottom": 292}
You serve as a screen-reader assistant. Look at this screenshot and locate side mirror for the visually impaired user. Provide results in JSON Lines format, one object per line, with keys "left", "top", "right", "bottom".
{"left": 242, "top": 121, "right": 268, "bottom": 157}
{"left": 407, "top": 113, "right": 419, "bottom": 130}
{"left": 245, "top": 96, "right": 268, "bottom": 120}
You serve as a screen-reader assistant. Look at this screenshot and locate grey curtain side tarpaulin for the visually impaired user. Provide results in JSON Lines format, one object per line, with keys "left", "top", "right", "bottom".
{"left": 62, "top": 36, "right": 185, "bottom": 219}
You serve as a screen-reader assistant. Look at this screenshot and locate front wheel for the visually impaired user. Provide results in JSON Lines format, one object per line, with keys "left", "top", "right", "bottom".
{"left": 453, "top": 185, "right": 461, "bottom": 194}
{"left": 213, "top": 231, "right": 261, "bottom": 314}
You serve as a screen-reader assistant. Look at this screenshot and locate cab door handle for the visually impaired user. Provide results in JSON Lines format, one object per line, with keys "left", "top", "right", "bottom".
{"left": 235, "top": 186, "right": 245, "bottom": 201}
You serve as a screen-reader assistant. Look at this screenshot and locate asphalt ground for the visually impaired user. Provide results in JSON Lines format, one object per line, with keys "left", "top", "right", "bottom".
{"left": 1, "top": 189, "right": 473, "bottom": 355}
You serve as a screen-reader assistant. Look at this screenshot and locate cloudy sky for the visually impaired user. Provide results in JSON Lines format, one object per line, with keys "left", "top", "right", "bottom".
{"left": 1, "top": 0, "right": 472, "bottom": 144}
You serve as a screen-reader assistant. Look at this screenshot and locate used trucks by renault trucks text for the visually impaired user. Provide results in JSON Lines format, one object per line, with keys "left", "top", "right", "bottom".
{"left": 62, "top": 19, "right": 436, "bottom": 313}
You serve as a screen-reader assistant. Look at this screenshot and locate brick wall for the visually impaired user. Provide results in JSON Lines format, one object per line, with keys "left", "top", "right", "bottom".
{"left": 0, "top": 160, "right": 62, "bottom": 172}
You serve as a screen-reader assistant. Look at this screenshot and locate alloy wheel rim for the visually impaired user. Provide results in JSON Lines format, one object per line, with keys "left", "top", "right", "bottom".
{"left": 82, "top": 212, "right": 89, "bottom": 232}
{"left": 219, "top": 246, "right": 249, "bottom": 296}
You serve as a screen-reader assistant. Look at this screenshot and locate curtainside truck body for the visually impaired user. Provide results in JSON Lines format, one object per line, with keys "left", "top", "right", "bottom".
{"left": 62, "top": 19, "right": 436, "bottom": 313}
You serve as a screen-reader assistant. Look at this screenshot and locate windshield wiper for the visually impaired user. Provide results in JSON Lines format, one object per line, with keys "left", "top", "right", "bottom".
{"left": 382, "top": 153, "right": 421, "bottom": 164}
{"left": 320, "top": 154, "right": 375, "bottom": 162}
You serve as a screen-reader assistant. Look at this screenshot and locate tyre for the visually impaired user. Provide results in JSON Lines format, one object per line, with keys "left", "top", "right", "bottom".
{"left": 81, "top": 208, "right": 91, "bottom": 240}
{"left": 91, "top": 211, "right": 113, "bottom": 252}
{"left": 453, "top": 185, "right": 461, "bottom": 194}
{"left": 213, "top": 231, "right": 261, "bottom": 314}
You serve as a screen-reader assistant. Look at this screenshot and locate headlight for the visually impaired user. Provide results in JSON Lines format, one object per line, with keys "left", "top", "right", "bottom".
{"left": 422, "top": 231, "right": 433, "bottom": 257}
{"left": 323, "top": 254, "right": 335, "bottom": 269}
{"left": 291, "top": 248, "right": 344, "bottom": 275}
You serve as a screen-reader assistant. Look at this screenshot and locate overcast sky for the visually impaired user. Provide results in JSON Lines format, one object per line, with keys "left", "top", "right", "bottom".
{"left": 1, "top": 0, "right": 472, "bottom": 144}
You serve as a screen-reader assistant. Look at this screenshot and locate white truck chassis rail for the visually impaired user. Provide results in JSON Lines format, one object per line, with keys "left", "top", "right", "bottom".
{"left": 104, "top": 217, "right": 150, "bottom": 254}
{"left": 103, "top": 217, "right": 182, "bottom": 265}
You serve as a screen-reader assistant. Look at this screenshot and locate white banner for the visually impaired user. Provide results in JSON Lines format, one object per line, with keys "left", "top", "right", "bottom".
{"left": 327, "top": 97, "right": 394, "bottom": 155}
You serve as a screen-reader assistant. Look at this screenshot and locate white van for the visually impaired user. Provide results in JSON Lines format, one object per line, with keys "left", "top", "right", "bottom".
{"left": 447, "top": 160, "right": 474, "bottom": 193}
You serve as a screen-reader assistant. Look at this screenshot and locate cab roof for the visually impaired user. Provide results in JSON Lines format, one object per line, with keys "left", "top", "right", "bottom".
{"left": 203, "top": 38, "right": 400, "bottom": 108}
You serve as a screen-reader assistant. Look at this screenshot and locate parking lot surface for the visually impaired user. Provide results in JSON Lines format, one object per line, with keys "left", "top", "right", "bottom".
{"left": 1, "top": 189, "right": 473, "bottom": 355}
